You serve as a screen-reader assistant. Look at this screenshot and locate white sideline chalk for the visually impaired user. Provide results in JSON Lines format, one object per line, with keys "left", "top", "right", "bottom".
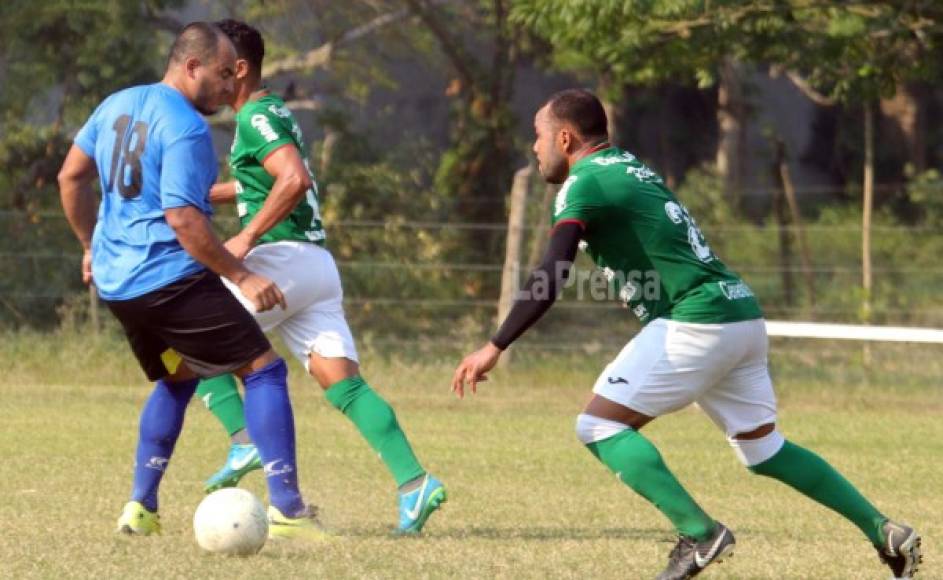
{"left": 765, "top": 320, "right": 943, "bottom": 344}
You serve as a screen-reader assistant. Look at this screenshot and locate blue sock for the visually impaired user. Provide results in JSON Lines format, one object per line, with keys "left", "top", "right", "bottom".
{"left": 243, "top": 358, "right": 305, "bottom": 517}
{"left": 131, "top": 377, "right": 198, "bottom": 512}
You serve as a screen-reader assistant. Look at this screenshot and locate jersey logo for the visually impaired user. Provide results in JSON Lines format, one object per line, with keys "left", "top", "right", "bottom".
{"left": 268, "top": 104, "right": 292, "bottom": 118}
{"left": 665, "top": 201, "right": 714, "bottom": 263}
{"left": 251, "top": 114, "right": 279, "bottom": 143}
{"left": 554, "top": 175, "right": 578, "bottom": 216}
{"left": 591, "top": 152, "right": 636, "bottom": 165}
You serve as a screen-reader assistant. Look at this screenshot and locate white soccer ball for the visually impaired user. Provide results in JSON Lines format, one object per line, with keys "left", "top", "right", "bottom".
{"left": 193, "top": 488, "right": 269, "bottom": 556}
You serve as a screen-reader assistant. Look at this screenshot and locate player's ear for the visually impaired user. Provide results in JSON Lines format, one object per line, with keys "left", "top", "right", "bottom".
{"left": 185, "top": 56, "right": 202, "bottom": 79}
{"left": 557, "top": 127, "right": 573, "bottom": 154}
{"left": 235, "top": 59, "right": 250, "bottom": 81}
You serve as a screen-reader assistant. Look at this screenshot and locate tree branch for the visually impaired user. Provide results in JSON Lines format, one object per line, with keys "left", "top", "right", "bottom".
{"left": 770, "top": 66, "right": 837, "bottom": 106}
{"left": 401, "top": 0, "right": 478, "bottom": 93}
{"left": 262, "top": 0, "right": 457, "bottom": 78}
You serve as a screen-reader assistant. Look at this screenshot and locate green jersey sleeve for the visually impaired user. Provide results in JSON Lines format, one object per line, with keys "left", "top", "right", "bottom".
{"left": 237, "top": 105, "right": 295, "bottom": 163}
{"left": 551, "top": 173, "right": 604, "bottom": 226}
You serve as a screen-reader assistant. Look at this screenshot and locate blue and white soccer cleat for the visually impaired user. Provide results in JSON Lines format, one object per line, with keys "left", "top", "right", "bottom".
{"left": 397, "top": 474, "right": 446, "bottom": 535}
{"left": 203, "top": 443, "right": 263, "bottom": 493}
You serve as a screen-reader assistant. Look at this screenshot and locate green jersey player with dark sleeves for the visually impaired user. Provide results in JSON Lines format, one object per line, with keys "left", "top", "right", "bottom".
{"left": 197, "top": 19, "right": 445, "bottom": 537}
{"left": 452, "top": 89, "right": 921, "bottom": 579}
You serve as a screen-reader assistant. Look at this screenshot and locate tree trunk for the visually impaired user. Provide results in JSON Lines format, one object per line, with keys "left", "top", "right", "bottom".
{"left": 771, "top": 144, "right": 794, "bottom": 309}
{"left": 657, "top": 86, "right": 677, "bottom": 189}
{"left": 497, "top": 164, "right": 532, "bottom": 365}
{"left": 862, "top": 103, "right": 874, "bottom": 324}
{"left": 526, "top": 183, "right": 556, "bottom": 272}
{"left": 598, "top": 72, "right": 621, "bottom": 146}
{"left": 716, "top": 58, "right": 744, "bottom": 205}
{"left": 879, "top": 83, "right": 926, "bottom": 174}
{"left": 775, "top": 139, "right": 816, "bottom": 312}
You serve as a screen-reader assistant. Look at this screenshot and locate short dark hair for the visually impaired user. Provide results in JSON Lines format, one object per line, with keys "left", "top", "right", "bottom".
{"left": 544, "top": 89, "right": 609, "bottom": 140}
{"left": 168, "top": 21, "right": 225, "bottom": 65}
{"left": 216, "top": 19, "right": 265, "bottom": 73}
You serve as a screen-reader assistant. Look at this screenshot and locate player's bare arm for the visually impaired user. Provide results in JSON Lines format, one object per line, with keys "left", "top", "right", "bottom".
{"left": 58, "top": 145, "right": 99, "bottom": 284}
{"left": 209, "top": 180, "right": 238, "bottom": 204}
{"left": 165, "top": 205, "right": 285, "bottom": 312}
{"left": 452, "top": 221, "right": 582, "bottom": 398}
{"left": 224, "top": 144, "right": 311, "bottom": 260}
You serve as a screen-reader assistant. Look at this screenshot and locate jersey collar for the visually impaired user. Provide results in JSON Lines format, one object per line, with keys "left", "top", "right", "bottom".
{"left": 570, "top": 145, "right": 618, "bottom": 173}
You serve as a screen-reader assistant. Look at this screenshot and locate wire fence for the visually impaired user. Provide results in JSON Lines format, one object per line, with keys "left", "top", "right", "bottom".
{"left": 3, "top": 211, "right": 943, "bottom": 362}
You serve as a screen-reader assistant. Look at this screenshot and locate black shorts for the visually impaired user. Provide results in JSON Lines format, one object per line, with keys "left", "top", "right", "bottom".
{"left": 105, "top": 270, "right": 271, "bottom": 381}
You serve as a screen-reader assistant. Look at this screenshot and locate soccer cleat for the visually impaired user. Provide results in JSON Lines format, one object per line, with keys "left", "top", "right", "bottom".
{"left": 116, "top": 501, "right": 161, "bottom": 536}
{"left": 875, "top": 520, "right": 922, "bottom": 578}
{"left": 397, "top": 474, "right": 447, "bottom": 535}
{"left": 267, "top": 504, "right": 333, "bottom": 542}
{"left": 203, "top": 443, "right": 263, "bottom": 493}
{"left": 655, "top": 522, "right": 735, "bottom": 580}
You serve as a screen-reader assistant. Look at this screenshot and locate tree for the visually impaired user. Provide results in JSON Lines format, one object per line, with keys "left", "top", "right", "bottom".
{"left": 751, "top": 2, "right": 943, "bottom": 322}
{"left": 510, "top": 0, "right": 775, "bottom": 195}
{"left": 0, "top": 0, "right": 183, "bottom": 211}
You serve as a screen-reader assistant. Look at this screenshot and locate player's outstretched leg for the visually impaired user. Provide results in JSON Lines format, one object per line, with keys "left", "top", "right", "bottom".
{"left": 732, "top": 429, "right": 922, "bottom": 577}
{"left": 197, "top": 374, "right": 262, "bottom": 493}
{"left": 117, "top": 377, "right": 198, "bottom": 535}
{"left": 324, "top": 374, "right": 445, "bottom": 534}
{"left": 242, "top": 358, "right": 330, "bottom": 542}
{"left": 577, "top": 414, "right": 730, "bottom": 579}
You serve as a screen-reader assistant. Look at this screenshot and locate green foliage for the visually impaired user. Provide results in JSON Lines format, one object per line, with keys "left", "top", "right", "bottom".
{"left": 511, "top": 1, "right": 943, "bottom": 102}
{"left": 0, "top": 0, "right": 182, "bottom": 125}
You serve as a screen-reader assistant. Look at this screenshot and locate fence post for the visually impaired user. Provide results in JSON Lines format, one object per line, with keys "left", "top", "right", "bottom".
{"left": 88, "top": 283, "right": 99, "bottom": 335}
{"left": 496, "top": 164, "right": 532, "bottom": 366}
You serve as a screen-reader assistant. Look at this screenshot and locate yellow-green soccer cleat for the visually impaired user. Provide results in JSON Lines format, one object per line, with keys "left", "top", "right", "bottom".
{"left": 116, "top": 501, "right": 161, "bottom": 536}
{"left": 267, "top": 504, "right": 333, "bottom": 542}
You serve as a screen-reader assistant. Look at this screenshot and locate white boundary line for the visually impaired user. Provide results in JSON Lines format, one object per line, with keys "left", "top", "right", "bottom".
{"left": 766, "top": 320, "right": 943, "bottom": 343}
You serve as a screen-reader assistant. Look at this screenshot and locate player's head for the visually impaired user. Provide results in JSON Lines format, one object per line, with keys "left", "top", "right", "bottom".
{"left": 166, "top": 22, "right": 237, "bottom": 115}
{"left": 216, "top": 19, "right": 265, "bottom": 94}
{"left": 533, "top": 89, "right": 609, "bottom": 184}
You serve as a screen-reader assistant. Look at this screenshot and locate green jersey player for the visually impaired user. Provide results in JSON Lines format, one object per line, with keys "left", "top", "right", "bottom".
{"left": 452, "top": 89, "right": 921, "bottom": 579}
{"left": 197, "top": 19, "right": 445, "bottom": 537}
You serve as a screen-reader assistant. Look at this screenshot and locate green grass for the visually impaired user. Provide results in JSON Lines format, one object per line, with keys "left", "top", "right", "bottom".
{"left": 0, "top": 332, "right": 939, "bottom": 579}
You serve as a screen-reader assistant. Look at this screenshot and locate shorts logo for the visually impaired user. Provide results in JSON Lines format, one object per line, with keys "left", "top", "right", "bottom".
{"left": 251, "top": 114, "right": 280, "bottom": 143}
{"left": 607, "top": 376, "right": 629, "bottom": 385}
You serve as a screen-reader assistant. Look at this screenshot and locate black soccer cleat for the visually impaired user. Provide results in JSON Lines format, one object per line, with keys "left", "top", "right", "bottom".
{"left": 875, "top": 520, "right": 922, "bottom": 578}
{"left": 655, "top": 522, "right": 735, "bottom": 580}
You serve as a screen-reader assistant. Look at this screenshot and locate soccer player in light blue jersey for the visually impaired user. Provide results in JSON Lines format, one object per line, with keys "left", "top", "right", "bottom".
{"left": 58, "top": 22, "right": 325, "bottom": 540}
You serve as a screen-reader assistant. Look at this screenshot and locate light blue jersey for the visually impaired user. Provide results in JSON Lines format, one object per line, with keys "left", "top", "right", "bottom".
{"left": 74, "top": 83, "right": 217, "bottom": 300}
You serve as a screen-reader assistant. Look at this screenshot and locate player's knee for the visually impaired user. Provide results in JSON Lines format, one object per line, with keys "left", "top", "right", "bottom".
{"left": 575, "top": 413, "right": 629, "bottom": 445}
{"left": 728, "top": 428, "right": 785, "bottom": 467}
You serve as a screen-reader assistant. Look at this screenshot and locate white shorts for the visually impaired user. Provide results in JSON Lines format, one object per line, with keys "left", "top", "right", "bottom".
{"left": 592, "top": 318, "right": 776, "bottom": 437}
{"left": 222, "top": 241, "right": 359, "bottom": 369}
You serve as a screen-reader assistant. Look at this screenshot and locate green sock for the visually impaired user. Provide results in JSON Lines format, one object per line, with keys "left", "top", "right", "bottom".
{"left": 587, "top": 429, "right": 715, "bottom": 541}
{"left": 325, "top": 376, "right": 425, "bottom": 488}
{"left": 750, "top": 440, "right": 886, "bottom": 545}
{"left": 196, "top": 374, "right": 246, "bottom": 437}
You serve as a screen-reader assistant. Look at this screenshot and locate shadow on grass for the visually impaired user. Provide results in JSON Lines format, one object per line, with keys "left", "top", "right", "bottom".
{"left": 338, "top": 525, "right": 670, "bottom": 542}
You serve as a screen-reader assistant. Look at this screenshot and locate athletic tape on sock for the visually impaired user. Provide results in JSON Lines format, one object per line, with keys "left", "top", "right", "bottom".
{"left": 729, "top": 429, "right": 785, "bottom": 466}
{"left": 575, "top": 413, "right": 630, "bottom": 444}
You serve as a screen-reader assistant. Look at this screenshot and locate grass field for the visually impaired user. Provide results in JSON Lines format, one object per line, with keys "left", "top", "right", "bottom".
{"left": 0, "top": 331, "right": 940, "bottom": 579}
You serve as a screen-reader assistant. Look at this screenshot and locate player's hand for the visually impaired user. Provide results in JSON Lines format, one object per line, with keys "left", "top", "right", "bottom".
{"left": 236, "top": 271, "right": 286, "bottom": 312}
{"left": 81, "top": 248, "right": 93, "bottom": 285}
{"left": 451, "top": 342, "right": 502, "bottom": 399}
{"left": 224, "top": 232, "right": 255, "bottom": 261}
